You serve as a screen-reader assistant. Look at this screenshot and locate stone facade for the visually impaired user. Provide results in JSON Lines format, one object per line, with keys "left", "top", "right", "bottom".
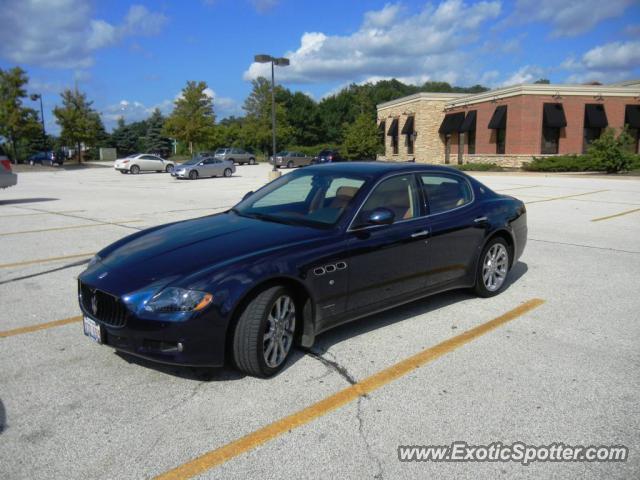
{"left": 377, "top": 93, "right": 465, "bottom": 164}
{"left": 377, "top": 83, "right": 640, "bottom": 168}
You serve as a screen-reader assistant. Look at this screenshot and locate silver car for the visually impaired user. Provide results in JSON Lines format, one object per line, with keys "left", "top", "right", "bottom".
{"left": 114, "top": 153, "right": 175, "bottom": 174}
{"left": 214, "top": 147, "right": 257, "bottom": 165}
{"left": 1, "top": 149, "right": 17, "bottom": 189}
{"left": 270, "top": 151, "right": 312, "bottom": 168}
{"left": 172, "top": 156, "right": 236, "bottom": 180}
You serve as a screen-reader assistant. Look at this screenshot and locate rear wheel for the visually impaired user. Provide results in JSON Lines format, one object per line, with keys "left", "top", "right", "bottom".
{"left": 223, "top": 168, "right": 232, "bottom": 177}
{"left": 130, "top": 165, "right": 140, "bottom": 174}
{"left": 474, "top": 237, "right": 510, "bottom": 297}
{"left": 286, "top": 161, "right": 293, "bottom": 169}
{"left": 233, "top": 286, "right": 297, "bottom": 377}
{"left": 249, "top": 157, "right": 256, "bottom": 165}
{"left": 166, "top": 164, "right": 174, "bottom": 173}
{"left": 189, "top": 170, "right": 198, "bottom": 180}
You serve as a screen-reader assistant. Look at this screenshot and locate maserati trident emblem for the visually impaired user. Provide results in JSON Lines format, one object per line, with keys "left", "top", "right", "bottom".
{"left": 91, "top": 293, "right": 99, "bottom": 316}
{"left": 98, "top": 271, "right": 108, "bottom": 280}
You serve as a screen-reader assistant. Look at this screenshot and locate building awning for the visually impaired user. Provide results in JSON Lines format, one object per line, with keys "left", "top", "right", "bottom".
{"left": 438, "top": 112, "right": 465, "bottom": 134}
{"left": 401, "top": 116, "right": 414, "bottom": 135}
{"left": 488, "top": 105, "right": 507, "bottom": 129}
{"left": 459, "top": 110, "right": 477, "bottom": 132}
{"left": 387, "top": 118, "right": 398, "bottom": 136}
{"left": 584, "top": 104, "right": 608, "bottom": 128}
{"left": 625, "top": 105, "right": 640, "bottom": 128}
{"left": 377, "top": 120, "right": 386, "bottom": 134}
{"left": 543, "top": 103, "right": 567, "bottom": 128}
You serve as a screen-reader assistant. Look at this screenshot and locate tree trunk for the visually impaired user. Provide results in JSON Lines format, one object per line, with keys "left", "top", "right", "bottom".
{"left": 77, "top": 142, "right": 82, "bottom": 163}
{"left": 10, "top": 133, "right": 18, "bottom": 164}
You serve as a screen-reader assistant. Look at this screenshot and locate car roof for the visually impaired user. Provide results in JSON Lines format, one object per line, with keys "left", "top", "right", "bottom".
{"left": 302, "top": 161, "right": 466, "bottom": 178}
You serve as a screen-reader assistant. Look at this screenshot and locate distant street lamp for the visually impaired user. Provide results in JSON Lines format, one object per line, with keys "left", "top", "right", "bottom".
{"left": 254, "top": 54, "right": 290, "bottom": 179}
{"left": 30, "top": 93, "right": 47, "bottom": 153}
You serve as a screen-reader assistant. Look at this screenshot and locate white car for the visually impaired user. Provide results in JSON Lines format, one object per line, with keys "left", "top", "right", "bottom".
{"left": 114, "top": 154, "right": 175, "bottom": 174}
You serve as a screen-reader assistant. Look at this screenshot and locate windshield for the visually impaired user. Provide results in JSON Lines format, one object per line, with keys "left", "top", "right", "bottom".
{"left": 233, "top": 170, "right": 367, "bottom": 228}
{"left": 275, "top": 151, "right": 288, "bottom": 157}
{"left": 182, "top": 157, "right": 201, "bottom": 165}
{"left": 215, "top": 149, "right": 228, "bottom": 154}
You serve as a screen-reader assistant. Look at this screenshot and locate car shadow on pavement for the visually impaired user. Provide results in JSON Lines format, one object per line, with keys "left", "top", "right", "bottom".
{"left": 0, "top": 197, "right": 58, "bottom": 205}
{"left": 0, "top": 398, "right": 6, "bottom": 434}
{"left": 112, "top": 262, "right": 527, "bottom": 382}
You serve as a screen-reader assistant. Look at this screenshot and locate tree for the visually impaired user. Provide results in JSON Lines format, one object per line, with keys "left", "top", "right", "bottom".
{"left": 143, "top": 108, "right": 172, "bottom": 156}
{"left": 0, "top": 67, "right": 41, "bottom": 163}
{"left": 342, "top": 113, "right": 382, "bottom": 160}
{"left": 163, "top": 81, "right": 215, "bottom": 154}
{"left": 53, "top": 88, "right": 103, "bottom": 162}
{"left": 534, "top": 78, "right": 551, "bottom": 84}
{"left": 277, "top": 90, "right": 322, "bottom": 146}
{"left": 241, "top": 77, "right": 293, "bottom": 154}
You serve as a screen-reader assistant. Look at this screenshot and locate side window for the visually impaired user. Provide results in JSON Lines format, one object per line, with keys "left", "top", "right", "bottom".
{"left": 420, "top": 174, "right": 472, "bottom": 214}
{"left": 354, "top": 175, "right": 419, "bottom": 227}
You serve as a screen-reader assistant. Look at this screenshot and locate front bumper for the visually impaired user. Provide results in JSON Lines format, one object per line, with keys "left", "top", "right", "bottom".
{"left": 79, "top": 287, "right": 227, "bottom": 367}
{"left": 172, "top": 170, "right": 190, "bottom": 178}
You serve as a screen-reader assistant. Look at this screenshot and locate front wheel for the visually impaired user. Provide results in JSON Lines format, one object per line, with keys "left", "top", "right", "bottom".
{"left": 249, "top": 157, "right": 256, "bottom": 165}
{"left": 223, "top": 168, "right": 232, "bottom": 177}
{"left": 233, "top": 286, "right": 297, "bottom": 377}
{"left": 189, "top": 170, "right": 198, "bottom": 180}
{"left": 474, "top": 238, "right": 510, "bottom": 297}
{"left": 130, "top": 165, "right": 140, "bottom": 174}
{"left": 286, "top": 161, "right": 293, "bottom": 169}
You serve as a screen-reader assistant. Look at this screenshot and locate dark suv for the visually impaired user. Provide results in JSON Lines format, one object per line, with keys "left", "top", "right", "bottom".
{"left": 313, "top": 149, "right": 344, "bottom": 164}
{"left": 28, "top": 151, "right": 62, "bottom": 166}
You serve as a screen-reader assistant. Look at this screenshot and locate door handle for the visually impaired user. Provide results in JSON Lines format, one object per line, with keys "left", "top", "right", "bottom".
{"left": 474, "top": 216, "right": 488, "bottom": 223}
{"left": 411, "top": 230, "right": 430, "bottom": 238}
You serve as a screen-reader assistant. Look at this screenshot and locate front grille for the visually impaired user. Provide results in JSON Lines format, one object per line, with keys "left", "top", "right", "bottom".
{"left": 80, "top": 282, "right": 129, "bottom": 327}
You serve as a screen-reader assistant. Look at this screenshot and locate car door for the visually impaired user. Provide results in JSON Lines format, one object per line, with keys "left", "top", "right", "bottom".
{"left": 200, "top": 158, "right": 216, "bottom": 176}
{"left": 344, "top": 173, "right": 430, "bottom": 314}
{"left": 139, "top": 155, "right": 155, "bottom": 171}
{"left": 420, "top": 172, "right": 486, "bottom": 287}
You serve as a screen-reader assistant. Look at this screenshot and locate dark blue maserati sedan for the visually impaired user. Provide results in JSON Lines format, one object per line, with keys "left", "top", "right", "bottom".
{"left": 78, "top": 162, "right": 526, "bottom": 377}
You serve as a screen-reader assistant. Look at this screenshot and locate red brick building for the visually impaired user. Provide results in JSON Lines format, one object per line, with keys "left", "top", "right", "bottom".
{"left": 377, "top": 81, "right": 640, "bottom": 167}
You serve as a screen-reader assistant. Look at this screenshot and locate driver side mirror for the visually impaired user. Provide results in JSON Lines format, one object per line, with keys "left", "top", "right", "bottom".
{"left": 367, "top": 207, "right": 395, "bottom": 226}
{"left": 198, "top": 162, "right": 204, "bottom": 166}
{"left": 242, "top": 191, "right": 254, "bottom": 201}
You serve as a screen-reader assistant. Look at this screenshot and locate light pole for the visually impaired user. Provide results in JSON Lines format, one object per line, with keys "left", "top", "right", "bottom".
{"left": 30, "top": 93, "right": 47, "bottom": 154}
{"left": 254, "top": 54, "right": 289, "bottom": 180}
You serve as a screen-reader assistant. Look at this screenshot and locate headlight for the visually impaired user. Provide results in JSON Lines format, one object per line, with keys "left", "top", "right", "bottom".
{"left": 145, "top": 288, "right": 213, "bottom": 313}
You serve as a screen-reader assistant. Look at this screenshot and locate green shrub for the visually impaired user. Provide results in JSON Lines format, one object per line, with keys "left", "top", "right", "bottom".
{"left": 522, "top": 155, "right": 600, "bottom": 172}
{"left": 455, "top": 162, "right": 504, "bottom": 171}
{"left": 586, "top": 128, "right": 635, "bottom": 173}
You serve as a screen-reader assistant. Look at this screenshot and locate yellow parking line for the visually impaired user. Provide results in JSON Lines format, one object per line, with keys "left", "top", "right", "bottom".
{"left": 154, "top": 298, "right": 545, "bottom": 480}
{"left": 0, "top": 316, "right": 82, "bottom": 338}
{"left": 0, "top": 220, "right": 141, "bottom": 237}
{"left": 526, "top": 189, "right": 608, "bottom": 204}
{"left": 0, "top": 252, "right": 95, "bottom": 269}
{"left": 591, "top": 207, "right": 640, "bottom": 223}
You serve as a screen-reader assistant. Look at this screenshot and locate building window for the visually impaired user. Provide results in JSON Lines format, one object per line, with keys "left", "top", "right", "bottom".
{"left": 496, "top": 128, "right": 506, "bottom": 154}
{"left": 460, "top": 110, "right": 477, "bottom": 154}
{"left": 541, "top": 103, "right": 567, "bottom": 155}
{"left": 583, "top": 104, "right": 608, "bottom": 153}
{"left": 401, "top": 116, "right": 415, "bottom": 155}
{"left": 488, "top": 105, "right": 507, "bottom": 154}
{"left": 625, "top": 105, "right": 640, "bottom": 154}
{"left": 387, "top": 118, "right": 399, "bottom": 155}
{"left": 377, "top": 120, "right": 386, "bottom": 149}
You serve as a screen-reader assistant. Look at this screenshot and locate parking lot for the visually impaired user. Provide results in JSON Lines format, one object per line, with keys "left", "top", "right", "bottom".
{"left": 1, "top": 163, "right": 639, "bottom": 479}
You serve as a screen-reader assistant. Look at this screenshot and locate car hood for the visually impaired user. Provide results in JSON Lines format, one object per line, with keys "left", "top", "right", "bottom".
{"left": 82, "top": 212, "right": 330, "bottom": 296}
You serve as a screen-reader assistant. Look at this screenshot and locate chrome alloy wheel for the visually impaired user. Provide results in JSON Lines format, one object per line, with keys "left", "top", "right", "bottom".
{"left": 263, "top": 295, "right": 296, "bottom": 368}
{"left": 482, "top": 243, "right": 509, "bottom": 292}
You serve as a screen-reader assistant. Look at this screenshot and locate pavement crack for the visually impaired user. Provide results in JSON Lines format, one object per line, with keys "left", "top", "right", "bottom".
{"left": 356, "top": 397, "right": 384, "bottom": 480}
{"left": 306, "top": 346, "right": 357, "bottom": 386}
{"left": 149, "top": 381, "right": 206, "bottom": 420}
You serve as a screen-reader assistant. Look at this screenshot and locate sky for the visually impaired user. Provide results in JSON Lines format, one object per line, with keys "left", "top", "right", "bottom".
{"left": 0, "top": 0, "right": 639, "bottom": 134}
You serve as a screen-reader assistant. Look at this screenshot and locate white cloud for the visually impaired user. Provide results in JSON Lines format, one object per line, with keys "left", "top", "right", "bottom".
{"left": 512, "top": 0, "right": 633, "bottom": 37}
{"left": 0, "top": 1, "right": 168, "bottom": 68}
{"left": 243, "top": 0, "right": 501, "bottom": 85}
{"left": 249, "top": 0, "right": 279, "bottom": 13}
{"left": 501, "top": 65, "right": 546, "bottom": 86}
{"left": 561, "top": 41, "right": 640, "bottom": 83}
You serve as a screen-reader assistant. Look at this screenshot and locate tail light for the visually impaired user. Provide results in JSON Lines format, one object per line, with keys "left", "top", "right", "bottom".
{"left": 328, "top": 155, "right": 333, "bottom": 161}
{"left": 1, "top": 159, "right": 11, "bottom": 172}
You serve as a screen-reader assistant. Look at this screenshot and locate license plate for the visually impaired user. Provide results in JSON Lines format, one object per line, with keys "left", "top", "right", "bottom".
{"left": 83, "top": 316, "right": 102, "bottom": 344}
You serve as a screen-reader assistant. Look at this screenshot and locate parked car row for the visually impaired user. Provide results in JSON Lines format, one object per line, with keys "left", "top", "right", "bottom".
{"left": 113, "top": 152, "right": 237, "bottom": 180}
